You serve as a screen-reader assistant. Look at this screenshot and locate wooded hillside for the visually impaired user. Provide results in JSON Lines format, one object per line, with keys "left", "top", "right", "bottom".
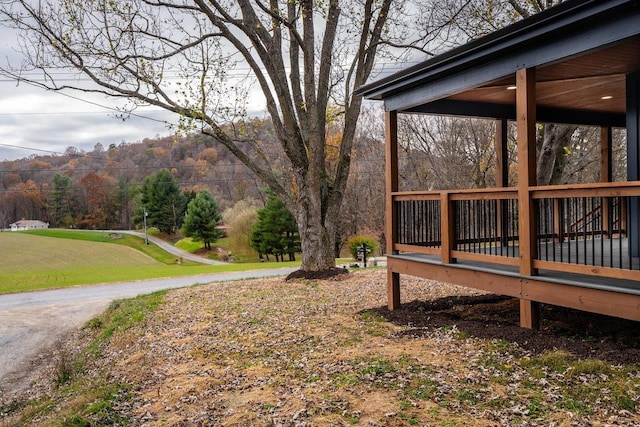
{"left": 0, "top": 119, "right": 286, "bottom": 228}
{"left": 1, "top": 113, "right": 621, "bottom": 257}
{"left": 0, "top": 114, "right": 387, "bottom": 255}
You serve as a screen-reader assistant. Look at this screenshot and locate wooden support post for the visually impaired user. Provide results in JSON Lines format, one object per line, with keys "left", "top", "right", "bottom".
{"left": 627, "top": 72, "right": 640, "bottom": 255}
{"left": 516, "top": 68, "right": 540, "bottom": 329}
{"left": 496, "top": 119, "right": 509, "bottom": 246}
{"left": 386, "top": 110, "right": 400, "bottom": 310}
{"left": 601, "top": 126, "right": 613, "bottom": 237}
{"left": 441, "top": 191, "right": 455, "bottom": 264}
{"left": 520, "top": 299, "right": 540, "bottom": 329}
{"left": 516, "top": 67, "right": 538, "bottom": 277}
{"left": 554, "top": 199, "right": 564, "bottom": 243}
{"left": 388, "top": 270, "right": 401, "bottom": 310}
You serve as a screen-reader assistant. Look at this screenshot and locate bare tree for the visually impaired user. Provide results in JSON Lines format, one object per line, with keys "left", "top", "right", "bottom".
{"left": 536, "top": 123, "right": 578, "bottom": 185}
{"left": 398, "top": 116, "right": 497, "bottom": 190}
{"left": 0, "top": 0, "right": 430, "bottom": 273}
{"left": 0, "top": 0, "right": 573, "bottom": 271}
{"left": 337, "top": 105, "right": 386, "bottom": 254}
{"left": 401, "top": 0, "right": 578, "bottom": 187}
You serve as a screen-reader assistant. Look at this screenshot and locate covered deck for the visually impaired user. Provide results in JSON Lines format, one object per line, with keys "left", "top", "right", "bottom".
{"left": 359, "top": 0, "right": 640, "bottom": 328}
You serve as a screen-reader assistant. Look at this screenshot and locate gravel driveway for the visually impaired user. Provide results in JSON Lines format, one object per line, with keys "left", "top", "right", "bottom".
{"left": 0, "top": 268, "right": 296, "bottom": 397}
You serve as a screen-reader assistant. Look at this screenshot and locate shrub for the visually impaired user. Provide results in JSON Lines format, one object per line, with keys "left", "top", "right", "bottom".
{"left": 347, "top": 235, "right": 379, "bottom": 260}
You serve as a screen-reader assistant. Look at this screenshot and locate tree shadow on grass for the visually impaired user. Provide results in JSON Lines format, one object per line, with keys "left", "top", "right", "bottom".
{"left": 364, "top": 295, "right": 640, "bottom": 365}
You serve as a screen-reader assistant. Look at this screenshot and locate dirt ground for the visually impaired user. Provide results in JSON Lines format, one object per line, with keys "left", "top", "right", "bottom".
{"left": 4, "top": 268, "right": 640, "bottom": 426}
{"left": 288, "top": 267, "right": 640, "bottom": 366}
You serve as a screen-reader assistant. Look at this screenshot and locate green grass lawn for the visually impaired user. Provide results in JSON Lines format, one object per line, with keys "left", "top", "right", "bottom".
{"left": 24, "top": 229, "right": 182, "bottom": 264}
{"left": 0, "top": 230, "right": 300, "bottom": 294}
{"left": 174, "top": 237, "right": 207, "bottom": 253}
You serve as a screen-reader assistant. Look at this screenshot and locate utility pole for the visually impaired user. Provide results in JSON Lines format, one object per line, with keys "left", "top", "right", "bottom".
{"left": 143, "top": 208, "right": 149, "bottom": 245}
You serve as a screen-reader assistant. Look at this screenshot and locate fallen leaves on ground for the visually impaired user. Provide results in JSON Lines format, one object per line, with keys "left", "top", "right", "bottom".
{"left": 6, "top": 269, "right": 640, "bottom": 426}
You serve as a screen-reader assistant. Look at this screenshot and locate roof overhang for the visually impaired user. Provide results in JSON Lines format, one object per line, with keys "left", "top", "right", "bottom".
{"left": 357, "top": 0, "right": 640, "bottom": 127}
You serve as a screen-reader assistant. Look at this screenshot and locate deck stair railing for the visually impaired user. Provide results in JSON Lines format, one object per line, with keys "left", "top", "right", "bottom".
{"left": 565, "top": 198, "right": 625, "bottom": 238}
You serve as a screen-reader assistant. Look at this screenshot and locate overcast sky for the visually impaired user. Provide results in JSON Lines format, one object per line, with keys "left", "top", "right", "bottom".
{"left": 0, "top": 84, "right": 185, "bottom": 161}
{"left": 0, "top": 12, "right": 404, "bottom": 163}
{"left": 0, "top": 24, "right": 186, "bottom": 162}
{"left": 0, "top": 20, "right": 273, "bottom": 162}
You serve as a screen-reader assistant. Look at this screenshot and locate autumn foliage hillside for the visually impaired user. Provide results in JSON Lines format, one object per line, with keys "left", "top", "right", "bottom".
{"left": 0, "top": 119, "right": 280, "bottom": 230}
{"left": 0, "top": 115, "right": 386, "bottom": 257}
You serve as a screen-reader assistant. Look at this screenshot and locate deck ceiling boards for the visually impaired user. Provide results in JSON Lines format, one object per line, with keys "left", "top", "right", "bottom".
{"left": 360, "top": 0, "right": 640, "bottom": 126}
{"left": 447, "top": 37, "right": 640, "bottom": 117}
{"left": 449, "top": 75, "right": 627, "bottom": 115}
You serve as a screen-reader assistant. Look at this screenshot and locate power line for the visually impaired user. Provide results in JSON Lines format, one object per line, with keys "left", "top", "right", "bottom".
{"left": 43, "top": 89, "right": 174, "bottom": 125}
{"left": 0, "top": 143, "right": 69, "bottom": 156}
{"left": 0, "top": 109, "right": 168, "bottom": 116}
{"left": 0, "top": 78, "right": 177, "bottom": 125}
{"left": 0, "top": 63, "right": 411, "bottom": 84}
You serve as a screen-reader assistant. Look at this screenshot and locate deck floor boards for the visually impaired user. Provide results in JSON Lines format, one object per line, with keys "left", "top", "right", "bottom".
{"left": 393, "top": 237, "right": 640, "bottom": 295}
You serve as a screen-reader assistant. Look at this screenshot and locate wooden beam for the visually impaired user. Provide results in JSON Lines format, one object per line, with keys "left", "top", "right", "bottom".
{"left": 496, "top": 119, "right": 509, "bottom": 187}
{"left": 441, "top": 191, "right": 455, "bottom": 264}
{"left": 386, "top": 110, "right": 400, "bottom": 309}
{"left": 523, "top": 279, "right": 640, "bottom": 322}
{"left": 553, "top": 199, "right": 564, "bottom": 243}
{"left": 387, "top": 256, "right": 522, "bottom": 298}
{"left": 516, "top": 68, "right": 538, "bottom": 277}
{"left": 388, "top": 256, "right": 640, "bottom": 322}
{"left": 388, "top": 270, "right": 401, "bottom": 310}
{"left": 408, "top": 100, "right": 627, "bottom": 128}
{"left": 516, "top": 67, "right": 540, "bottom": 329}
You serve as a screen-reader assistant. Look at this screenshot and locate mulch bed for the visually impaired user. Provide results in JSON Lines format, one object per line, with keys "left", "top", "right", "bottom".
{"left": 376, "top": 294, "right": 640, "bottom": 365}
{"left": 285, "top": 267, "right": 350, "bottom": 280}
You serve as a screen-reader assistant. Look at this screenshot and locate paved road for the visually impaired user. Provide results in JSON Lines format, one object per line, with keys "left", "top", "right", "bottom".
{"left": 0, "top": 267, "right": 297, "bottom": 396}
{"left": 101, "top": 230, "right": 226, "bottom": 265}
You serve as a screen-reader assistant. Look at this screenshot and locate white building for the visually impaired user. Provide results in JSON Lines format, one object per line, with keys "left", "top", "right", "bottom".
{"left": 10, "top": 219, "right": 50, "bottom": 231}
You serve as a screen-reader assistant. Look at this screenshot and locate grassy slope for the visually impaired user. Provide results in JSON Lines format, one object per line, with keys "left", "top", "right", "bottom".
{"left": 24, "top": 229, "right": 180, "bottom": 264}
{"left": 0, "top": 231, "right": 299, "bottom": 294}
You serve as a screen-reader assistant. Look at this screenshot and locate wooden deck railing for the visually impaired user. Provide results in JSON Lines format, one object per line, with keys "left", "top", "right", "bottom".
{"left": 392, "top": 182, "right": 640, "bottom": 281}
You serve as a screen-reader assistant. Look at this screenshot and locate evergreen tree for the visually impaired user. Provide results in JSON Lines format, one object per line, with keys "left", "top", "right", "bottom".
{"left": 49, "top": 173, "right": 75, "bottom": 227}
{"left": 250, "top": 192, "right": 300, "bottom": 262}
{"left": 182, "top": 190, "right": 223, "bottom": 250}
{"left": 136, "top": 169, "right": 185, "bottom": 234}
{"left": 117, "top": 178, "right": 137, "bottom": 230}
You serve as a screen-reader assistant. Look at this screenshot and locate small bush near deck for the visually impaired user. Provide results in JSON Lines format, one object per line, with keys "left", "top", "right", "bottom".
{"left": 347, "top": 235, "right": 379, "bottom": 260}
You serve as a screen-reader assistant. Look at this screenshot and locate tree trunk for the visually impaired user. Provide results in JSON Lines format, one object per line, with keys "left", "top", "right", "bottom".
{"left": 296, "top": 188, "right": 336, "bottom": 271}
{"left": 299, "top": 223, "right": 335, "bottom": 270}
{"left": 536, "top": 124, "right": 577, "bottom": 185}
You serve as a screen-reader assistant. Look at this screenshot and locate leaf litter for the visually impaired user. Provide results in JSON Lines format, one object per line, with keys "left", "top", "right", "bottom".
{"left": 3, "top": 269, "right": 640, "bottom": 426}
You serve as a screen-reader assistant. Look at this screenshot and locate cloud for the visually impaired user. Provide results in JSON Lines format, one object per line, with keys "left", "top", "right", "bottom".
{"left": 0, "top": 20, "right": 270, "bottom": 162}
{"left": 0, "top": 82, "right": 179, "bottom": 161}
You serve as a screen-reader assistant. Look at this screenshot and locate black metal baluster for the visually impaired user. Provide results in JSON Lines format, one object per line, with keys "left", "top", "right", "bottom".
{"left": 551, "top": 198, "right": 557, "bottom": 262}
{"left": 599, "top": 197, "right": 604, "bottom": 267}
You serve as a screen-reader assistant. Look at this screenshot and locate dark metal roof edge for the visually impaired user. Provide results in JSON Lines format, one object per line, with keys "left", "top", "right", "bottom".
{"left": 356, "top": 0, "right": 632, "bottom": 99}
